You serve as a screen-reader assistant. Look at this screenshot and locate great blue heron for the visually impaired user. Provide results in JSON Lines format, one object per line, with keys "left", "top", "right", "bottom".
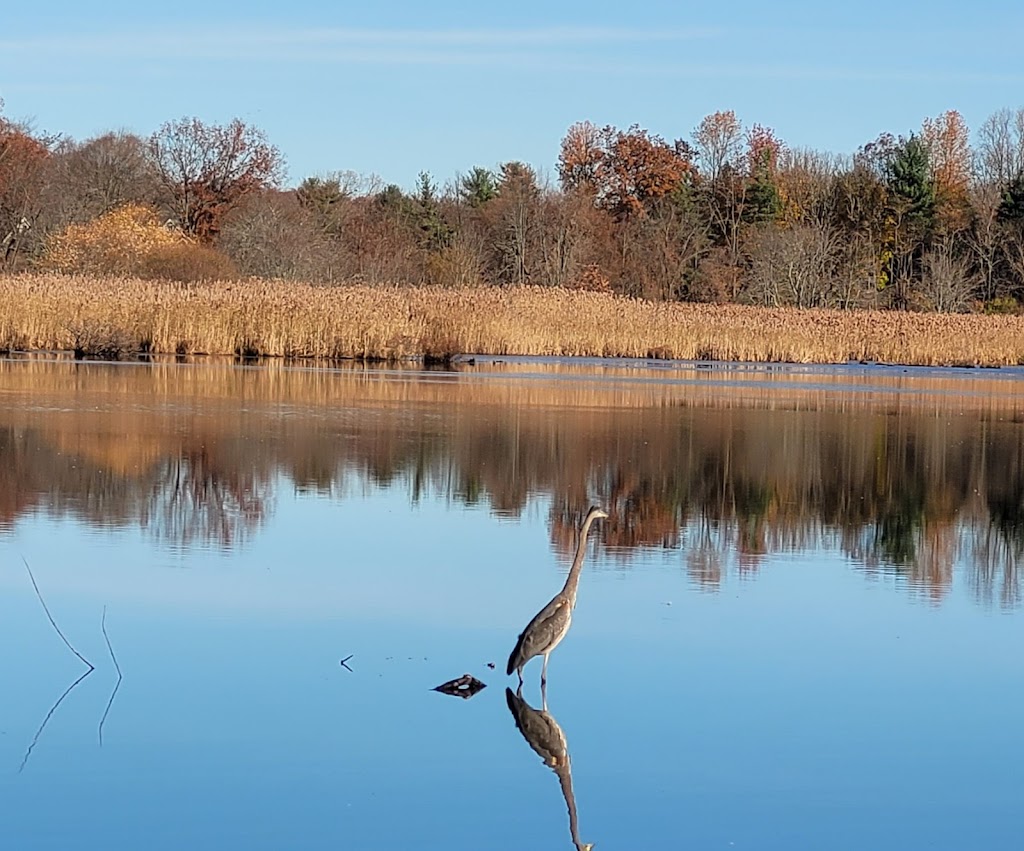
{"left": 505, "top": 687, "right": 593, "bottom": 851}
{"left": 507, "top": 505, "right": 608, "bottom": 686}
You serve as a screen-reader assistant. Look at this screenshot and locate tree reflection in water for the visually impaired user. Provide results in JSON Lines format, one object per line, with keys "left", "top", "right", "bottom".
{"left": 141, "top": 447, "right": 271, "bottom": 549}
{"left": 1, "top": 357, "right": 1022, "bottom": 605}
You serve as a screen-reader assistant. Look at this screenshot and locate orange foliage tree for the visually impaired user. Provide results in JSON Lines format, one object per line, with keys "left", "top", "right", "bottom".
{"left": 557, "top": 122, "right": 692, "bottom": 218}
{"left": 921, "top": 110, "right": 972, "bottom": 232}
{"left": 557, "top": 120, "right": 603, "bottom": 193}
{"left": 598, "top": 125, "right": 693, "bottom": 218}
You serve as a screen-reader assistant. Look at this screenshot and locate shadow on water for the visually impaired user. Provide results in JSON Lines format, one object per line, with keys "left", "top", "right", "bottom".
{"left": 505, "top": 686, "right": 594, "bottom": 851}
{"left": 98, "top": 606, "right": 124, "bottom": 747}
{"left": 18, "top": 668, "right": 94, "bottom": 773}
{"left": 16, "top": 560, "right": 124, "bottom": 771}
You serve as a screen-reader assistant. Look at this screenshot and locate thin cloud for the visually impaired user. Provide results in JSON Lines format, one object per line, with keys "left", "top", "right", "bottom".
{"left": 0, "top": 25, "right": 721, "bottom": 59}
{"left": 1, "top": 27, "right": 1018, "bottom": 86}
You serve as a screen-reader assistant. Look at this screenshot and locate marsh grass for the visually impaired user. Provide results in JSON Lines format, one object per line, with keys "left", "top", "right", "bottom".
{"left": 3, "top": 273, "right": 1024, "bottom": 366}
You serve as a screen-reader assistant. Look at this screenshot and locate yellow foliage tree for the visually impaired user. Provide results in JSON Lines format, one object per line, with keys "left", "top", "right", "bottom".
{"left": 41, "top": 203, "right": 188, "bottom": 275}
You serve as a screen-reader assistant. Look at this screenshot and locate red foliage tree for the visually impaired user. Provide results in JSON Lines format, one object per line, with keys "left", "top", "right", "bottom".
{"left": 148, "top": 117, "right": 284, "bottom": 243}
{"left": 0, "top": 112, "right": 50, "bottom": 268}
{"left": 746, "top": 124, "right": 784, "bottom": 178}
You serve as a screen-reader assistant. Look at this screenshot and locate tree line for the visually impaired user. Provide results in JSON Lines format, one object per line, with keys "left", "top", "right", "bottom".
{"left": 3, "top": 99, "right": 1024, "bottom": 311}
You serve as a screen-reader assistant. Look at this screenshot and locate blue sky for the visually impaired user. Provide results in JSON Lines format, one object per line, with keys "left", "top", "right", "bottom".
{"left": 2, "top": 1, "right": 1023, "bottom": 189}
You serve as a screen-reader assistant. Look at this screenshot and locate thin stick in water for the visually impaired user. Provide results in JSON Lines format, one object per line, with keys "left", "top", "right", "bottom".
{"left": 22, "top": 557, "right": 94, "bottom": 671}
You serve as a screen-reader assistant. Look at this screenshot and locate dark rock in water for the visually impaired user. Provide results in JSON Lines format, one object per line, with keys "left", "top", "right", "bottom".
{"left": 432, "top": 674, "right": 487, "bottom": 699}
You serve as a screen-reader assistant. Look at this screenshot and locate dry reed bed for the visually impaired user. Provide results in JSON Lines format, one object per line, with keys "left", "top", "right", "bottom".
{"left": 3, "top": 274, "right": 1024, "bottom": 366}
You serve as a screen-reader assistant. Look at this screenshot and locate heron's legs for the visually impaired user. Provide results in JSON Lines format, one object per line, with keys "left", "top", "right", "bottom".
{"left": 541, "top": 677, "right": 548, "bottom": 711}
{"left": 541, "top": 653, "right": 549, "bottom": 687}
{"left": 517, "top": 668, "right": 524, "bottom": 688}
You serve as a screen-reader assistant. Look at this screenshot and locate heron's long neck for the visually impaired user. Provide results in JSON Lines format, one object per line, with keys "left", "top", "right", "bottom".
{"left": 560, "top": 514, "right": 596, "bottom": 600}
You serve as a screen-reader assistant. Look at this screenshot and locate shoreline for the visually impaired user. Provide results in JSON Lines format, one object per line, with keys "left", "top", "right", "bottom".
{"left": 3, "top": 274, "right": 1024, "bottom": 368}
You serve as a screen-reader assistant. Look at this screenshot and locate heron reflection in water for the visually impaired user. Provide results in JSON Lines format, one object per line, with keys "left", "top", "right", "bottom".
{"left": 507, "top": 506, "right": 608, "bottom": 687}
{"left": 506, "top": 687, "right": 594, "bottom": 851}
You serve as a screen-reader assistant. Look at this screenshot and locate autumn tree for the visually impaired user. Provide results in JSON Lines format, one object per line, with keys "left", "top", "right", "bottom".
{"left": 148, "top": 117, "right": 284, "bottom": 243}
{"left": 41, "top": 203, "right": 185, "bottom": 275}
{"left": 835, "top": 138, "right": 899, "bottom": 305}
{"left": 692, "top": 110, "right": 747, "bottom": 299}
{"left": 557, "top": 121, "right": 603, "bottom": 193}
{"left": 534, "top": 189, "right": 609, "bottom": 289}
{"left": 0, "top": 110, "right": 51, "bottom": 268}
{"left": 693, "top": 110, "right": 744, "bottom": 183}
{"left": 556, "top": 123, "right": 699, "bottom": 297}
{"left": 596, "top": 125, "right": 692, "bottom": 219}
{"left": 41, "top": 202, "right": 236, "bottom": 281}
{"left": 920, "top": 110, "right": 972, "bottom": 233}
{"left": 557, "top": 122, "right": 691, "bottom": 219}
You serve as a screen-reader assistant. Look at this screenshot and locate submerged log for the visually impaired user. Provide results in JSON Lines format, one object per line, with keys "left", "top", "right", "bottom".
{"left": 432, "top": 674, "right": 487, "bottom": 699}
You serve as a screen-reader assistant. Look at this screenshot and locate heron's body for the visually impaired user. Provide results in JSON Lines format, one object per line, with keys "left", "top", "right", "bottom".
{"left": 507, "top": 506, "right": 608, "bottom": 685}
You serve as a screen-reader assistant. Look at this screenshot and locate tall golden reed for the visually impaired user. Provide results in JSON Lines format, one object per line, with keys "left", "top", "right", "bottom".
{"left": 2, "top": 273, "right": 1024, "bottom": 366}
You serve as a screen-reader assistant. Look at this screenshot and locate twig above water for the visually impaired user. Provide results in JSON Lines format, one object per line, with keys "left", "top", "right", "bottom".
{"left": 22, "top": 557, "right": 94, "bottom": 672}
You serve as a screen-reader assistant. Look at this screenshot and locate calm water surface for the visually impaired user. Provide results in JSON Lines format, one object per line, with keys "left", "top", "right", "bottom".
{"left": 1, "top": 355, "right": 1023, "bottom": 850}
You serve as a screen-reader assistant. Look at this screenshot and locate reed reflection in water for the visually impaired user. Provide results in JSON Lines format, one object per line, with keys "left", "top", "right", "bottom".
{"left": 1, "top": 355, "right": 1023, "bottom": 608}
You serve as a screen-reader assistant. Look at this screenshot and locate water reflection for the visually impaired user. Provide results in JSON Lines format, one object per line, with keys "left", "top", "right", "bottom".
{"left": 2, "top": 356, "right": 1023, "bottom": 607}
{"left": 505, "top": 687, "right": 593, "bottom": 851}
{"left": 19, "top": 668, "right": 93, "bottom": 773}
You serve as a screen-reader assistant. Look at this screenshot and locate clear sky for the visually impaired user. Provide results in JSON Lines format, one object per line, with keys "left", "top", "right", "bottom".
{"left": 2, "top": 1, "right": 1022, "bottom": 190}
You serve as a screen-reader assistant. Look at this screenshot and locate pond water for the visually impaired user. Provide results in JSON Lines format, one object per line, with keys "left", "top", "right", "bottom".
{"left": 1, "top": 355, "right": 1023, "bottom": 850}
